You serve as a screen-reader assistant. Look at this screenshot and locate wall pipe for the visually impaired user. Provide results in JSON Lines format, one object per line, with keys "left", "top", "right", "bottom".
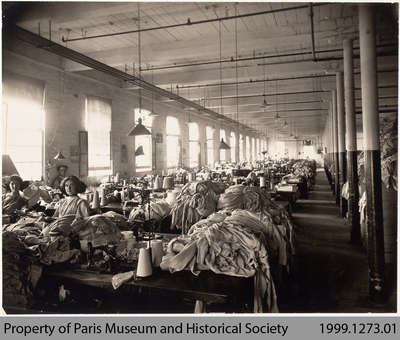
{"left": 186, "top": 85, "right": 397, "bottom": 102}
{"left": 309, "top": 3, "right": 317, "bottom": 61}
{"left": 175, "top": 68, "right": 397, "bottom": 90}
{"left": 143, "top": 44, "right": 395, "bottom": 72}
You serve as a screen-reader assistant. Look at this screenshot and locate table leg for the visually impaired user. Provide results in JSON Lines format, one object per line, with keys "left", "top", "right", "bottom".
{"left": 194, "top": 300, "right": 206, "bottom": 313}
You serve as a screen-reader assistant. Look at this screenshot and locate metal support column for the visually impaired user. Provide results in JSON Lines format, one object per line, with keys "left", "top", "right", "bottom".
{"left": 344, "top": 38, "right": 361, "bottom": 243}
{"left": 332, "top": 90, "right": 340, "bottom": 205}
{"left": 337, "top": 72, "right": 347, "bottom": 216}
{"left": 359, "top": 4, "right": 385, "bottom": 301}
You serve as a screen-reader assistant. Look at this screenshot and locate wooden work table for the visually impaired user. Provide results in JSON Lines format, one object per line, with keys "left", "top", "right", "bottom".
{"left": 42, "top": 266, "right": 253, "bottom": 313}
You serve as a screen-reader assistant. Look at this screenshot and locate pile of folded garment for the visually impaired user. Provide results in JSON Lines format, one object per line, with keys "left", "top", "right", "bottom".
{"left": 380, "top": 117, "right": 397, "bottom": 191}
{"left": 160, "top": 210, "right": 278, "bottom": 312}
{"left": 3, "top": 231, "right": 42, "bottom": 309}
{"left": 170, "top": 181, "right": 227, "bottom": 233}
{"left": 128, "top": 200, "right": 171, "bottom": 222}
{"left": 71, "top": 214, "right": 123, "bottom": 248}
{"left": 217, "top": 185, "right": 295, "bottom": 273}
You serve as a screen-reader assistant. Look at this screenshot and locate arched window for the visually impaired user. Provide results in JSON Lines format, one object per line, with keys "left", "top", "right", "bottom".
{"left": 230, "top": 132, "right": 236, "bottom": 163}
{"left": 188, "top": 122, "right": 200, "bottom": 168}
{"left": 134, "top": 108, "right": 152, "bottom": 172}
{"left": 239, "top": 134, "right": 244, "bottom": 162}
{"left": 219, "top": 129, "right": 226, "bottom": 162}
{"left": 166, "top": 116, "right": 180, "bottom": 168}
{"left": 246, "top": 136, "right": 251, "bottom": 161}
{"left": 206, "top": 126, "right": 214, "bottom": 167}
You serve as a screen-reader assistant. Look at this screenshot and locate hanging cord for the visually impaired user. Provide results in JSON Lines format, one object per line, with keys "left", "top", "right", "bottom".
{"left": 235, "top": 5, "right": 239, "bottom": 134}
{"left": 151, "top": 69, "right": 154, "bottom": 113}
{"left": 262, "top": 59, "right": 266, "bottom": 108}
{"left": 219, "top": 20, "right": 223, "bottom": 116}
{"left": 138, "top": 3, "right": 142, "bottom": 113}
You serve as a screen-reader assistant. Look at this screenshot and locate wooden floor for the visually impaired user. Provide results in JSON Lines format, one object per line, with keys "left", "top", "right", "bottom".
{"left": 281, "top": 168, "right": 397, "bottom": 313}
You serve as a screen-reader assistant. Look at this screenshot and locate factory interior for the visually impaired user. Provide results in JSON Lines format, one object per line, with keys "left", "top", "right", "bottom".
{"left": 1, "top": 1, "right": 398, "bottom": 314}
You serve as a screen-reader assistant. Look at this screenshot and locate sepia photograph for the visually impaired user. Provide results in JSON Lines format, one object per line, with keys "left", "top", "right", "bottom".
{"left": 1, "top": 1, "right": 398, "bottom": 315}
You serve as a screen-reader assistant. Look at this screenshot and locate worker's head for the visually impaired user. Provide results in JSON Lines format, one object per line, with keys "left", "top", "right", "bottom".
{"left": 60, "top": 176, "right": 86, "bottom": 196}
{"left": 57, "top": 165, "right": 68, "bottom": 177}
{"left": 9, "top": 174, "right": 23, "bottom": 192}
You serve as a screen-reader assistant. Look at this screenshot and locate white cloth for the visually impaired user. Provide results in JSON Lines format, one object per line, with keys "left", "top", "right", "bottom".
{"left": 53, "top": 196, "right": 90, "bottom": 219}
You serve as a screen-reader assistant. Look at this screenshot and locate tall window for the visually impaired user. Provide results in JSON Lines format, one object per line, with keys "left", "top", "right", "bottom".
{"left": 206, "top": 126, "right": 214, "bottom": 167}
{"left": 230, "top": 131, "right": 236, "bottom": 163}
{"left": 134, "top": 108, "right": 152, "bottom": 172}
{"left": 219, "top": 129, "right": 227, "bottom": 162}
{"left": 166, "top": 116, "right": 180, "bottom": 168}
{"left": 257, "top": 138, "right": 260, "bottom": 160}
{"left": 188, "top": 122, "right": 200, "bottom": 168}
{"left": 246, "top": 136, "right": 251, "bottom": 161}
{"left": 239, "top": 134, "right": 244, "bottom": 162}
{"left": 2, "top": 73, "right": 44, "bottom": 180}
{"left": 275, "top": 141, "right": 285, "bottom": 158}
{"left": 86, "top": 96, "right": 112, "bottom": 177}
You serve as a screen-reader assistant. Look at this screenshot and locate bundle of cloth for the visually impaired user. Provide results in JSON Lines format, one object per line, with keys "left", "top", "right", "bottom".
{"left": 292, "top": 161, "right": 314, "bottom": 180}
{"left": 128, "top": 200, "right": 171, "bottom": 222}
{"left": 70, "top": 213, "right": 123, "bottom": 248}
{"left": 3, "top": 211, "right": 125, "bottom": 265}
{"left": 3, "top": 231, "right": 42, "bottom": 309}
{"left": 160, "top": 210, "right": 278, "bottom": 312}
{"left": 380, "top": 117, "right": 397, "bottom": 191}
{"left": 217, "top": 185, "right": 295, "bottom": 273}
{"left": 341, "top": 181, "right": 349, "bottom": 200}
{"left": 170, "top": 181, "right": 227, "bottom": 233}
{"left": 358, "top": 117, "right": 397, "bottom": 192}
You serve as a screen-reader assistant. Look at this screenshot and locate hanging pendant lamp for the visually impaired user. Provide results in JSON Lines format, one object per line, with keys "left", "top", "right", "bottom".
{"left": 128, "top": 4, "right": 152, "bottom": 137}
{"left": 127, "top": 117, "right": 151, "bottom": 136}
{"left": 261, "top": 61, "right": 270, "bottom": 109}
{"left": 134, "top": 145, "right": 145, "bottom": 156}
{"left": 219, "top": 138, "right": 231, "bottom": 150}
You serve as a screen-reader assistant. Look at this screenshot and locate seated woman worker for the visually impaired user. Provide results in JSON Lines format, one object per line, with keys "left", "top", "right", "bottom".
{"left": 2, "top": 174, "right": 28, "bottom": 214}
{"left": 53, "top": 176, "right": 90, "bottom": 219}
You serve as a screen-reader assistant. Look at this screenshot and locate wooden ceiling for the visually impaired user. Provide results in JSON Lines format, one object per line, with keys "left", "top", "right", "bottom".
{"left": 8, "top": 2, "right": 399, "bottom": 139}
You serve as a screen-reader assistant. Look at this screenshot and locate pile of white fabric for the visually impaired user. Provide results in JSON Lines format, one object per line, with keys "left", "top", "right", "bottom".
{"left": 160, "top": 210, "right": 279, "bottom": 312}
{"left": 217, "top": 185, "right": 295, "bottom": 273}
{"left": 3, "top": 231, "right": 41, "bottom": 309}
{"left": 170, "top": 181, "right": 227, "bottom": 233}
{"left": 128, "top": 200, "right": 171, "bottom": 223}
{"left": 380, "top": 117, "right": 397, "bottom": 191}
{"left": 71, "top": 213, "right": 123, "bottom": 248}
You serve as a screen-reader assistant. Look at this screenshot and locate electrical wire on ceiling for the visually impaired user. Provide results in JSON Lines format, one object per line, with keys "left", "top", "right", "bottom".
{"left": 235, "top": 4, "right": 239, "bottom": 134}
{"left": 138, "top": 2, "right": 142, "bottom": 114}
{"left": 219, "top": 19, "right": 223, "bottom": 116}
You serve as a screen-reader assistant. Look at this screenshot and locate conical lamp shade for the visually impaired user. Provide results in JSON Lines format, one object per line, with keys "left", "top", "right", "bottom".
{"left": 54, "top": 151, "right": 66, "bottom": 160}
{"left": 134, "top": 145, "right": 145, "bottom": 156}
{"left": 219, "top": 138, "right": 230, "bottom": 150}
{"left": 127, "top": 118, "right": 151, "bottom": 136}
